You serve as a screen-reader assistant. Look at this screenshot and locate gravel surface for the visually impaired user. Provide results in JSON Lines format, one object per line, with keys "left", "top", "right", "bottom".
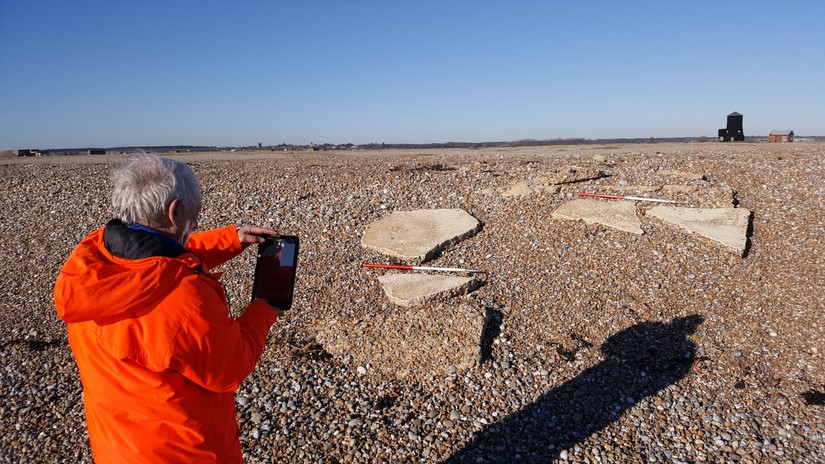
{"left": 1, "top": 142, "right": 823, "bottom": 463}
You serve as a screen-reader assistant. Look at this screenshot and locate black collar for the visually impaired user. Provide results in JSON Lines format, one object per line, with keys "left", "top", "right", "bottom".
{"left": 103, "top": 218, "right": 186, "bottom": 259}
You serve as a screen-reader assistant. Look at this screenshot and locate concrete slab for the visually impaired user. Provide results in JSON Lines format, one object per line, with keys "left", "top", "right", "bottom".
{"left": 552, "top": 199, "right": 643, "bottom": 235}
{"left": 361, "top": 209, "right": 481, "bottom": 262}
{"left": 378, "top": 273, "right": 480, "bottom": 307}
{"left": 497, "top": 180, "right": 561, "bottom": 197}
{"left": 648, "top": 206, "right": 751, "bottom": 254}
{"left": 492, "top": 165, "right": 605, "bottom": 197}
{"left": 545, "top": 165, "right": 606, "bottom": 185}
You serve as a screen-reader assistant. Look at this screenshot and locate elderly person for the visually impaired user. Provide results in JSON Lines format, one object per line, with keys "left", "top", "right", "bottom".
{"left": 54, "top": 155, "right": 282, "bottom": 463}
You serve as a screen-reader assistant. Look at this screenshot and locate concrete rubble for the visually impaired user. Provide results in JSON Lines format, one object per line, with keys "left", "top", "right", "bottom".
{"left": 481, "top": 165, "right": 606, "bottom": 197}
{"left": 361, "top": 208, "right": 483, "bottom": 307}
{"left": 545, "top": 165, "right": 607, "bottom": 185}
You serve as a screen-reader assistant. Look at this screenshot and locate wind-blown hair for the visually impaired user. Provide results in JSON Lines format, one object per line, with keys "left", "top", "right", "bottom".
{"left": 111, "top": 155, "right": 202, "bottom": 227}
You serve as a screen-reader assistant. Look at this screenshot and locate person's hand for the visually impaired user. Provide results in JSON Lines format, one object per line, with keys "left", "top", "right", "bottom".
{"left": 237, "top": 225, "right": 278, "bottom": 249}
{"left": 253, "top": 297, "right": 287, "bottom": 317}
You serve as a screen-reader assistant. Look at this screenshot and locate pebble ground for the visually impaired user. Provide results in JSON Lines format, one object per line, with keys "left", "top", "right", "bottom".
{"left": 1, "top": 142, "right": 823, "bottom": 463}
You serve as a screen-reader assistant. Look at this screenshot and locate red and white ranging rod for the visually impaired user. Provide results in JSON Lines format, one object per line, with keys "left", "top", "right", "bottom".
{"left": 578, "top": 192, "right": 689, "bottom": 205}
{"left": 362, "top": 263, "right": 484, "bottom": 274}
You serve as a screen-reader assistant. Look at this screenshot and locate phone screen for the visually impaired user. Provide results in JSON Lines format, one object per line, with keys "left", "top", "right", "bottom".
{"left": 252, "top": 235, "right": 299, "bottom": 310}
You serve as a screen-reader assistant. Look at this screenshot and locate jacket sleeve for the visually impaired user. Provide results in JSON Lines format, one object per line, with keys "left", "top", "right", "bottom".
{"left": 169, "top": 297, "right": 278, "bottom": 393}
{"left": 186, "top": 225, "right": 244, "bottom": 271}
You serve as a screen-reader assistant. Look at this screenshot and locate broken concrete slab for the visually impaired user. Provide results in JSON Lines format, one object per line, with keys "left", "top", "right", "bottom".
{"left": 545, "top": 165, "right": 607, "bottom": 185}
{"left": 499, "top": 180, "right": 560, "bottom": 197}
{"left": 361, "top": 209, "right": 481, "bottom": 262}
{"left": 315, "top": 303, "right": 486, "bottom": 379}
{"left": 378, "top": 273, "right": 480, "bottom": 307}
{"left": 647, "top": 206, "right": 751, "bottom": 254}
{"left": 481, "top": 165, "right": 606, "bottom": 197}
{"left": 552, "top": 199, "right": 643, "bottom": 235}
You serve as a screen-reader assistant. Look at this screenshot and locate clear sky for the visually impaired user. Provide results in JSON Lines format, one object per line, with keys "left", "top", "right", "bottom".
{"left": 1, "top": 0, "right": 823, "bottom": 149}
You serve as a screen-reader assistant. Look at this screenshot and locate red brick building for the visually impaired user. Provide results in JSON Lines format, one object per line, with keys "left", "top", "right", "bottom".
{"left": 768, "top": 130, "right": 794, "bottom": 143}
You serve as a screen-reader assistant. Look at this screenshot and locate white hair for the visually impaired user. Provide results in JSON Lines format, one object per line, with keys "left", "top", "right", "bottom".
{"left": 111, "top": 155, "right": 202, "bottom": 227}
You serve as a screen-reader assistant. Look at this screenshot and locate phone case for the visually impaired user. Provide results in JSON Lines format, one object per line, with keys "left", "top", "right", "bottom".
{"left": 251, "top": 235, "right": 299, "bottom": 310}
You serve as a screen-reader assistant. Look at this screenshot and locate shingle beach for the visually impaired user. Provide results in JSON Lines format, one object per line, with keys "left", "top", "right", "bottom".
{"left": 1, "top": 142, "right": 823, "bottom": 463}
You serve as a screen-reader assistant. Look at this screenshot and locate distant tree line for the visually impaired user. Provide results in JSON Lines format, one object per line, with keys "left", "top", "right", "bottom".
{"left": 24, "top": 135, "right": 825, "bottom": 156}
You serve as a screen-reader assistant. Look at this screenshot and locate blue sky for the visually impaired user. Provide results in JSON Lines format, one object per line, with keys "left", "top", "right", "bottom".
{"left": 1, "top": 0, "right": 823, "bottom": 149}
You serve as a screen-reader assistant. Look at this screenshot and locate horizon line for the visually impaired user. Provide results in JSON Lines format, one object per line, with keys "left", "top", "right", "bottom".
{"left": 6, "top": 134, "right": 825, "bottom": 152}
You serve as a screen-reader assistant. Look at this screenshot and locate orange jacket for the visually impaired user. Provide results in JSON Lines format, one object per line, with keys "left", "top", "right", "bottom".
{"left": 54, "top": 223, "right": 278, "bottom": 463}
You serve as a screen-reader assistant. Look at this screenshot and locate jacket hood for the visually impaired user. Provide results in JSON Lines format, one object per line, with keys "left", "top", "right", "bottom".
{"left": 54, "top": 221, "right": 203, "bottom": 324}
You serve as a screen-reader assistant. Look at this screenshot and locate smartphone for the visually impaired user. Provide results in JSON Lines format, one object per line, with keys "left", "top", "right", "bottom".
{"left": 251, "top": 235, "right": 299, "bottom": 310}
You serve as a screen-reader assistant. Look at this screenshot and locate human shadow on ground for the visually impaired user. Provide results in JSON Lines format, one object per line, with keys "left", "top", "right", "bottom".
{"left": 478, "top": 307, "right": 504, "bottom": 364}
{"left": 443, "top": 315, "right": 704, "bottom": 463}
{"left": 743, "top": 211, "right": 755, "bottom": 258}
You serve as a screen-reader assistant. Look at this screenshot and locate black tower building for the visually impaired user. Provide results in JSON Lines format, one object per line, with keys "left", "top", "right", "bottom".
{"left": 718, "top": 112, "right": 745, "bottom": 142}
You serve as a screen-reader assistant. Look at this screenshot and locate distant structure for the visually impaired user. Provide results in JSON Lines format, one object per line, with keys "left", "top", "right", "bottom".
{"left": 718, "top": 112, "right": 745, "bottom": 142}
{"left": 87, "top": 149, "right": 106, "bottom": 155}
{"left": 14, "top": 149, "right": 43, "bottom": 157}
{"left": 768, "top": 130, "right": 794, "bottom": 143}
